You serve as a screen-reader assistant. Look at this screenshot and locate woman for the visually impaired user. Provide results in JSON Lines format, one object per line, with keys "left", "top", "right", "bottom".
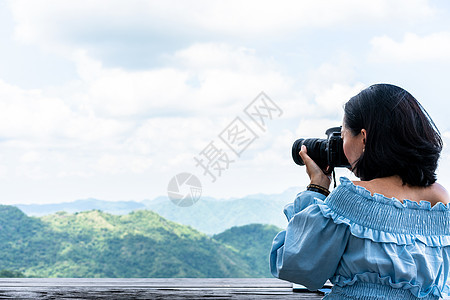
{"left": 270, "top": 84, "right": 450, "bottom": 299}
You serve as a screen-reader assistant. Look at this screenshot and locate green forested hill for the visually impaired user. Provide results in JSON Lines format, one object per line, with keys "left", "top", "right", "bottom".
{"left": 213, "top": 224, "right": 282, "bottom": 277}
{"left": 0, "top": 205, "right": 280, "bottom": 278}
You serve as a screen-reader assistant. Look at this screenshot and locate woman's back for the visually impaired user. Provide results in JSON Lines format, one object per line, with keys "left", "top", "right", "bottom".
{"left": 353, "top": 176, "right": 450, "bottom": 207}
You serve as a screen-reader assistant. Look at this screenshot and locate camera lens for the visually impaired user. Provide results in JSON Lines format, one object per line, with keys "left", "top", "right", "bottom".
{"left": 292, "top": 139, "right": 306, "bottom": 165}
{"left": 292, "top": 138, "right": 328, "bottom": 169}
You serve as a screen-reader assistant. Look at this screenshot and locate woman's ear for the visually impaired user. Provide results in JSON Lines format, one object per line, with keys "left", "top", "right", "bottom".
{"left": 361, "top": 129, "right": 367, "bottom": 146}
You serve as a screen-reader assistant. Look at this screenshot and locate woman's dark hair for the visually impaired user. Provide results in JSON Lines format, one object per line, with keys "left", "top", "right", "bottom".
{"left": 343, "top": 83, "right": 442, "bottom": 187}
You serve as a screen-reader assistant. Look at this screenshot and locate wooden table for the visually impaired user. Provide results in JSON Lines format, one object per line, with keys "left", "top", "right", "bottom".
{"left": 0, "top": 278, "right": 325, "bottom": 299}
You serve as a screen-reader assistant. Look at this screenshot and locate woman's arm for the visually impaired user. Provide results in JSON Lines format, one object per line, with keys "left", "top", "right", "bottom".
{"left": 270, "top": 145, "right": 348, "bottom": 290}
{"left": 270, "top": 200, "right": 350, "bottom": 290}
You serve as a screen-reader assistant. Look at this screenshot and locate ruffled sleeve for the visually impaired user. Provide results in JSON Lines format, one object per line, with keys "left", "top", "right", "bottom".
{"left": 283, "top": 190, "right": 326, "bottom": 222}
{"left": 270, "top": 190, "right": 351, "bottom": 290}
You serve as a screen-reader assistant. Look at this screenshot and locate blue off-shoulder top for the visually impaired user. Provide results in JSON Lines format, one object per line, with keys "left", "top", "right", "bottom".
{"left": 270, "top": 177, "right": 450, "bottom": 299}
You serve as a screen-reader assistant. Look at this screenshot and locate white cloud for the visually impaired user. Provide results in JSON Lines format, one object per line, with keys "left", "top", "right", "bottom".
{"left": 2, "top": 0, "right": 450, "bottom": 209}
{"left": 370, "top": 32, "right": 450, "bottom": 62}
{"left": 307, "top": 60, "right": 357, "bottom": 90}
{"left": 20, "top": 151, "right": 41, "bottom": 163}
{"left": 67, "top": 45, "right": 293, "bottom": 119}
{"left": 0, "top": 153, "right": 7, "bottom": 179}
{"left": 313, "top": 83, "right": 365, "bottom": 114}
{"left": 123, "top": 117, "right": 220, "bottom": 165}
{"left": 0, "top": 166, "right": 7, "bottom": 179}
{"left": 278, "top": 94, "right": 311, "bottom": 119}
{"left": 8, "top": 0, "right": 435, "bottom": 59}
{"left": 4, "top": 0, "right": 416, "bottom": 202}
{"left": 305, "top": 60, "right": 366, "bottom": 116}
{"left": 295, "top": 118, "right": 343, "bottom": 138}
{"left": 72, "top": 51, "right": 193, "bottom": 117}
{"left": 0, "top": 79, "right": 129, "bottom": 145}
{"left": 0, "top": 80, "right": 71, "bottom": 140}
{"left": 0, "top": 23, "right": 375, "bottom": 203}
{"left": 94, "top": 153, "right": 153, "bottom": 175}
{"left": 0, "top": 41, "right": 301, "bottom": 185}
{"left": 172, "top": 44, "right": 263, "bottom": 71}
{"left": 437, "top": 134, "right": 450, "bottom": 190}
{"left": 250, "top": 129, "right": 295, "bottom": 168}
{"left": 15, "top": 161, "right": 48, "bottom": 180}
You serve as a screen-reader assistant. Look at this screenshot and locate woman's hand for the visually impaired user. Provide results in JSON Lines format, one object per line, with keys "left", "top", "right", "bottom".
{"left": 299, "top": 145, "right": 331, "bottom": 189}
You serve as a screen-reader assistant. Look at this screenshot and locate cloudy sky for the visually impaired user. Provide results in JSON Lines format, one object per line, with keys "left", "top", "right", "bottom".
{"left": 1, "top": 0, "right": 450, "bottom": 205}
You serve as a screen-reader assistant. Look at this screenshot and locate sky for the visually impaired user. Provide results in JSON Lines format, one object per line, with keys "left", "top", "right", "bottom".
{"left": 0, "top": 0, "right": 450, "bottom": 205}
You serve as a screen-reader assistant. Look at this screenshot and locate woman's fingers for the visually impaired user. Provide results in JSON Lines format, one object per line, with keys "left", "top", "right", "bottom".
{"left": 299, "top": 145, "right": 320, "bottom": 171}
{"left": 299, "top": 145, "right": 331, "bottom": 189}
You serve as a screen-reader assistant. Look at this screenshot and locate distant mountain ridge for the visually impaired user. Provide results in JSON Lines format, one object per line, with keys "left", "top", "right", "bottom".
{"left": 0, "top": 205, "right": 281, "bottom": 278}
{"left": 14, "top": 187, "right": 299, "bottom": 235}
{"left": 15, "top": 198, "right": 146, "bottom": 216}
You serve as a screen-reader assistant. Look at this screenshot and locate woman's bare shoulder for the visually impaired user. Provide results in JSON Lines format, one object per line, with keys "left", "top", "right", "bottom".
{"left": 352, "top": 180, "right": 367, "bottom": 187}
{"left": 429, "top": 182, "right": 450, "bottom": 205}
{"left": 351, "top": 180, "right": 375, "bottom": 191}
{"left": 351, "top": 178, "right": 450, "bottom": 205}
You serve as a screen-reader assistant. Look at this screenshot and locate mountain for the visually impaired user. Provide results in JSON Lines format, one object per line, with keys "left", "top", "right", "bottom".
{"left": 15, "top": 199, "right": 146, "bottom": 216}
{"left": 145, "top": 188, "right": 298, "bottom": 235}
{"left": 13, "top": 187, "right": 299, "bottom": 235}
{"left": 0, "top": 205, "right": 279, "bottom": 278}
{"left": 213, "top": 224, "right": 282, "bottom": 277}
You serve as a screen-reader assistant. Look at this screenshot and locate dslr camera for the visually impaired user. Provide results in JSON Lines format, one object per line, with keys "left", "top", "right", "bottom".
{"left": 292, "top": 127, "right": 350, "bottom": 171}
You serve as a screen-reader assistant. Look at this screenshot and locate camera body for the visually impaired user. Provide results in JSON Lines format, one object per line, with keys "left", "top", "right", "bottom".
{"left": 292, "top": 126, "right": 350, "bottom": 170}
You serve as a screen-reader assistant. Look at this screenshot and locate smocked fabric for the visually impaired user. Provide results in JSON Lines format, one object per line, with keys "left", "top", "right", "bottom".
{"left": 270, "top": 177, "right": 450, "bottom": 299}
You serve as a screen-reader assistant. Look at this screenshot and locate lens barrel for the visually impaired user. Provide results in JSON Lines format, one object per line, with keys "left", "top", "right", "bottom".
{"left": 292, "top": 139, "right": 306, "bottom": 165}
{"left": 292, "top": 138, "right": 328, "bottom": 169}
{"left": 291, "top": 126, "right": 350, "bottom": 170}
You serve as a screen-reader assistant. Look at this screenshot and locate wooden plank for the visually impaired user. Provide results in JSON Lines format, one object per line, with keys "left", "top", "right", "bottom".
{"left": 2, "top": 278, "right": 446, "bottom": 299}
{"left": 0, "top": 278, "right": 294, "bottom": 287}
{"left": 0, "top": 278, "right": 325, "bottom": 299}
